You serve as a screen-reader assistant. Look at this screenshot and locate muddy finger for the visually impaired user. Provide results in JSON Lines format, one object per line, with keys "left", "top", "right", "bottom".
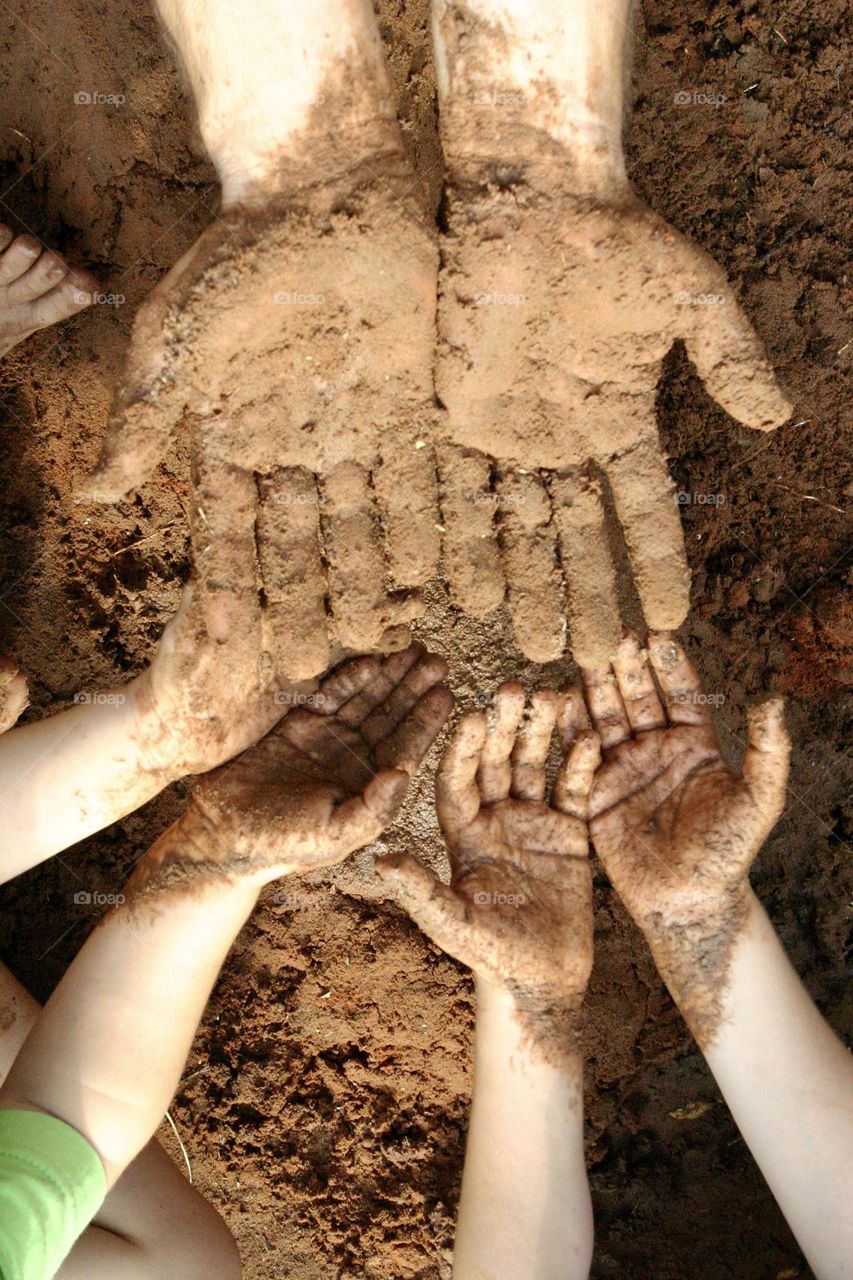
{"left": 553, "top": 730, "right": 602, "bottom": 821}
{"left": 581, "top": 669, "right": 631, "bottom": 750}
{"left": 436, "top": 711, "right": 486, "bottom": 838}
{"left": 256, "top": 467, "right": 330, "bottom": 681}
{"left": 375, "top": 684, "right": 455, "bottom": 774}
{"left": 511, "top": 689, "right": 559, "bottom": 801}
{"left": 613, "top": 631, "right": 666, "bottom": 732}
{"left": 190, "top": 446, "right": 261, "bottom": 648}
{"left": 605, "top": 437, "right": 691, "bottom": 631}
{"left": 436, "top": 444, "right": 504, "bottom": 618}
{"left": 363, "top": 648, "right": 449, "bottom": 746}
{"left": 549, "top": 465, "right": 621, "bottom": 669}
{"left": 374, "top": 439, "right": 440, "bottom": 588}
{"left": 647, "top": 631, "right": 713, "bottom": 726}
{"left": 497, "top": 470, "right": 565, "bottom": 663}
{"left": 337, "top": 644, "right": 424, "bottom": 728}
{"left": 323, "top": 461, "right": 420, "bottom": 652}
{"left": 476, "top": 682, "right": 526, "bottom": 803}
{"left": 557, "top": 686, "right": 592, "bottom": 750}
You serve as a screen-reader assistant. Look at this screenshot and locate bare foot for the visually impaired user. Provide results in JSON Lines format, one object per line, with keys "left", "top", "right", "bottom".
{"left": 0, "top": 226, "right": 95, "bottom": 357}
{"left": 435, "top": 153, "right": 793, "bottom": 666}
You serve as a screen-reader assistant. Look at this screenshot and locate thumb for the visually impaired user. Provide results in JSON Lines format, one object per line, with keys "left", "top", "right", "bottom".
{"left": 82, "top": 284, "right": 185, "bottom": 503}
{"left": 741, "top": 697, "right": 790, "bottom": 829}
{"left": 0, "top": 658, "right": 29, "bottom": 734}
{"left": 677, "top": 252, "right": 793, "bottom": 431}
{"left": 374, "top": 851, "right": 467, "bottom": 950}
{"left": 325, "top": 770, "right": 411, "bottom": 858}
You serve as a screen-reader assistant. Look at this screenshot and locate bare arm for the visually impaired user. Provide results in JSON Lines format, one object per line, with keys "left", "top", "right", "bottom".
{"left": 584, "top": 632, "right": 853, "bottom": 1280}
{"left": 379, "top": 685, "right": 600, "bottom": 1279}
{"left": 0, "top": 647, "right": 452, "bottom": 1188}
{"left": 0, "top": 583, "right": 284, "bottom": 884}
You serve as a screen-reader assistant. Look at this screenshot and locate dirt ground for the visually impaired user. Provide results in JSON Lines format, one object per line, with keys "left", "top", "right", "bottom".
{"left": 0, "top": 0, "right": 850, "bottom": 1276}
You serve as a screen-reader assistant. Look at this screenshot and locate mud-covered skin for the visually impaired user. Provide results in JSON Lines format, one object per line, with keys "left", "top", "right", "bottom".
{"left": 584, "top": 632, "right": 791, "bottom": 1047}
{"left": 87, "top": 140, "right": 440, "bottom": 678}
{"left": 435, "top": 150, "right": 793, "bottom": 666}
{"left": 377, "top": 684, "right": 602, "bottom": 1068}
{"left": 0, "top": 659, "right": 28, "bottom": 735}
{"left": 127, "top": 645, "right": 454, "bottom": 907}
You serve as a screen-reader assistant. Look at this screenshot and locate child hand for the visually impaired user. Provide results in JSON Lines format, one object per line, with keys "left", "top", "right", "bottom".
{"left": 376, "top": 684, "right": 601, "bottom": 1055}
{"left": 583, "top": 631, "right": 790, "bottom": 1041}
{"left": 130, "top": 644, "right": 453, "bottom": 897}
{"left": 130, "top": 581, "right": 291, "bottom": 780}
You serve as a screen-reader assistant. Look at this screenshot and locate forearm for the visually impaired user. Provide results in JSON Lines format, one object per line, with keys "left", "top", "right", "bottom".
{"left": 0, "top": 680, "right": 174, "bottom": 883}
{"left": 0, "top": 816, "right": 259, "bottom": 1187}
{"left": 155, "top": 0, "right": 400, "bottom": 202}
{"left": 431, "top": 0, "right": 634, "bottom": 192}
{"left": 654, "top": 888, "right": 853, "bottom": 1280}
{"left": 453, "top": 979, "right": 592, "bottom": 1280}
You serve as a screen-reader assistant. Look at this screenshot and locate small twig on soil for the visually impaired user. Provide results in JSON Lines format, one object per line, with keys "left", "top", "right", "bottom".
{"left": 766, "top": 481, "right": 844, "bottom": 513}
{"left": 165, "top": 1109, "right": 194, "bottom": 1183}
{"left": 107, "top": 526, "right": 177, "bottom": 557}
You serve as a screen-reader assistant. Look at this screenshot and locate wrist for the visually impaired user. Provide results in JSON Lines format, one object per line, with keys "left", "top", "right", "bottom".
{"left": 474, "top": 975, "right": 586, "bottom": 1070}
{"left": 126, "top": 670, "right": 182, "bottom": 785}
{"left": 640, "top": 882, "right": 758, "bottom": 1049}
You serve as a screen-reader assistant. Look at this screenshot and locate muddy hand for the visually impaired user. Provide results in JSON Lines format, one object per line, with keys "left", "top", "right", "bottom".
{"left": 436, "top": 191, "right": 793, "bottom": 667}
{"left": 376, "top": 684, "right": 601, "bottom": 1051}
{"left": 581, "top": 631, "right": 790, "bottom": 1041}
{"left": 130, "top": 644, "right": 454, "bottom": 898}
{"left": 83, "top": 171, "right": 440, "bottom": 679}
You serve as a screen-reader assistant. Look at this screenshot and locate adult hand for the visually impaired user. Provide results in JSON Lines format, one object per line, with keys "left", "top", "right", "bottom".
{"left": 436, "top": 186, "right": 792, "bottom": 666}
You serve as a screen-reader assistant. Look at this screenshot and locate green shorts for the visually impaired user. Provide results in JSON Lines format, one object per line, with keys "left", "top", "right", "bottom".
{"left": 0, "top": 1109, "right": 106, "bottom": 1280}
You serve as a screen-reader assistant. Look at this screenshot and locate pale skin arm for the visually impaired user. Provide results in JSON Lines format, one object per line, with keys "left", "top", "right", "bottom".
{"left": 431, "top": 0, "right": 633, "bottom": 194}
{"left": 0, "top": 647, "right": 453, "bottom": 1189}
{"left": 702, "top": 893, "right": 853, "bottom": 1280}
{"left": 378, "top": 685, "right": 601, "bottom": 1279}
{"left": 583, "top": 632, "right": 853, "bottom": 1280}
{"left": 0, "top": 582, "right": 292, "bottom": 884}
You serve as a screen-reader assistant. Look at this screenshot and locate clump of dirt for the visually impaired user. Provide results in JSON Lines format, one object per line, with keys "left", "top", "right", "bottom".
{"left": 0, "top": 1, "right": 850, "bottom": 1278}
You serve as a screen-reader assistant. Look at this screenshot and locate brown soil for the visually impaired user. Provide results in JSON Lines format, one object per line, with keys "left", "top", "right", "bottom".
{"left": 0, "top": 1, "right": 850, "bottom": 1277}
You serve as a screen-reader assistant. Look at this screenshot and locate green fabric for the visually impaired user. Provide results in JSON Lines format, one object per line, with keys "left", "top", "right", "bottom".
{"left": 0, "top": 1109, "right": 106, "bottom": 1280}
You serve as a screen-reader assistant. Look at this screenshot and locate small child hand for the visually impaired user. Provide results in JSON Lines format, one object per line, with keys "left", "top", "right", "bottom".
{"left": 583, "top": 631, "right": 790, "bottom": 1042}
{"left": 376, "top": 684, "right": 601, "bottom": 1059}
{"left": 130, "top": 644, "right": 453, "bottom": 898}
{"left": 130, "top": 581, "right": 291, "bottom": 780}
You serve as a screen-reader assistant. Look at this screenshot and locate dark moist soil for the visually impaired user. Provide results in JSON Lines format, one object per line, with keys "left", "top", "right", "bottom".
{"left": 0, "top": 1, "right": 850, "bottom": 1277}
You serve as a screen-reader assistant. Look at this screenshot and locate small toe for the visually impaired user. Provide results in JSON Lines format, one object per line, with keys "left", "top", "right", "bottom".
{"left": 6, "top": 248, "right": 69, "bottom": 303}
{"left": 0, "top": 234, "right": 42, "bottom": 285}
